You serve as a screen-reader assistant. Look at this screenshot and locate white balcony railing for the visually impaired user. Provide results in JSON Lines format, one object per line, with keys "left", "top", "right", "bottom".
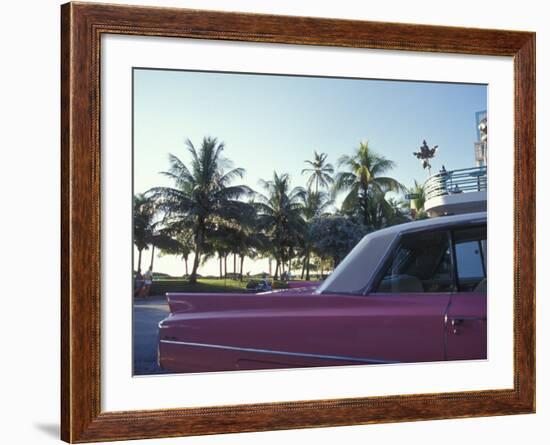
{"left": 425, "top": 166, "right": 487, "bottom": 200}
{"left": 424, "top": 166, "right": 487, "bottom": 216}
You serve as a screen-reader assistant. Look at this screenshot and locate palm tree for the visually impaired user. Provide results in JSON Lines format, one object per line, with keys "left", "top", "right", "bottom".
{"left": 301, "top": 151, "right": 334, "bottom": 194}
{"left": 299, "top": 189, "right": 332, "bottom": 280}
{"left": 231, "top": 208, "right": 267, "bottom": 281}
{"left": 148, "top": 230, "right": 182, "bottom": 272}
{"left": 227, "top": 225, "right": 257, "bottom": 280}
{"left": 355, "top": 188, "right": 404, "bottom": 230}
{"left": 174, "top": 232, "right": 194, "bottom": 277}
{"left": 134, "top": 193, "right": 180, "bottom": 275}
{"left": 133, "top": 194, "right": 155, "bottom": 274}
{"left": 147, "top": 137, "right": 252, "bottom": 283}
{"left": 382, "top": 196, "right": 409, "bottom": 227}
{"left": 255, "top": 172, "right": 306, "bottom": 280}
{"left": 334, "top": 141, "right": 404, "bottom": 227}
{"left": 407, "top": 180, "right": 427, "bottom": 218}
{"left": 301, "top": 189, "right": 332, "bottom": 220}
{"left": 205, "top": 224, "right": 232, "bottom": 279}
{"left": 157, "top": 227, "right": 194, "bottom": 276}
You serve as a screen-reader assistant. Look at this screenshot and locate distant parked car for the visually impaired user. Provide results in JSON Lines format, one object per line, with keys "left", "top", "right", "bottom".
{"left": 158, "top": 212, "right": 487, "bottom": 373}
{"left": 255, "top": 279, "right": 272, "bottom": 292}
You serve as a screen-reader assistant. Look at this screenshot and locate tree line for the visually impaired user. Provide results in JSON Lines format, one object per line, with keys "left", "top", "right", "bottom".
{"left": 134, "top": 137, "right": 426, "bottom": 284}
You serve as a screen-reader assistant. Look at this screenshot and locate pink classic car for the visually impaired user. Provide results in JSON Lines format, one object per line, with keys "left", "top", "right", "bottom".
{"left": 158, "top": 212, "right": 487, "bottom": 373}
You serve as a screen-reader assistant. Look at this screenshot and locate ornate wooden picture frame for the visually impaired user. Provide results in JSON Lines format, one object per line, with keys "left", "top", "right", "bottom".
{"left": 61, "top": 2, "right": 535, "bottom": 442}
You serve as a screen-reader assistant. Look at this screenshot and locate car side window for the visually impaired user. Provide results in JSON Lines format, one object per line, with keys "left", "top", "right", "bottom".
{"left": 375, "top": 230, "right": 453, "bottom": 293}
{"left": 453, "top": 226, "right": 487, "bottom": 293}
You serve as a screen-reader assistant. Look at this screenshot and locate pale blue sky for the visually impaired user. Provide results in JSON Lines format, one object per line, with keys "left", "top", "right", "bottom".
{"left": 133, "top": 68, "right": 486, "bottom": 276}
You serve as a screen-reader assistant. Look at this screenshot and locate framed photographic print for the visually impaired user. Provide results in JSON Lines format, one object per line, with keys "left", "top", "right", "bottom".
{"left": 61, "top": 2, "right": 535, "bottom": 442}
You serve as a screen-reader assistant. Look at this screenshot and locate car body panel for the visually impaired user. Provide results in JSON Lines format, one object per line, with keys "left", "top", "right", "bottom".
{"left": 157, "top": 291, "right": 475, "bottom": 373}
{"left": 445, "top": 292, "right": 487, "bottom": 360}
{"left": 157, "top": 212, "right": 487, "bottom": 373}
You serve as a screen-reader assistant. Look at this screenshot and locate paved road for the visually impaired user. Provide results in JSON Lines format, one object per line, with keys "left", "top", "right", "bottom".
{"left": 133, "top": 295, "right": 170, "bottom": 375}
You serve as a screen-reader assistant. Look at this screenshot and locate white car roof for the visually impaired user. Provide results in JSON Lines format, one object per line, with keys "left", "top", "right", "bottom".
{"left": 362, "top": 211, "right": 487, "bottom": 239}
{"left": 317, "top": 211, "right": 487, "bottom": 295}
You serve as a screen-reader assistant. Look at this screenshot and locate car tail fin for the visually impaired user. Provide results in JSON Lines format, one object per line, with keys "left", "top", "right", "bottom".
{"left": 165, "top": 292, "right": 254, "bottom": 314}
{"left": 166, "top": 293, "right": 194, "bottom": 314}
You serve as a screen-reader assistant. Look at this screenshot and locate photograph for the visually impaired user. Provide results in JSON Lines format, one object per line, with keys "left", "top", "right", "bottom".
{"left": 132, "top": 68, "right": 488, "bottom": 376}
{"left": 54, "top": 2, "right": 537, "bottom": 442}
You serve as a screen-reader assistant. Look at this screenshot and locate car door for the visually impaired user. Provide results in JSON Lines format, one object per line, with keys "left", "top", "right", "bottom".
{"left": 445, "top": 225, "right": 487, "bottom": 360}
{"left": 364, "top": 229, "right": 455, "bottom": 363}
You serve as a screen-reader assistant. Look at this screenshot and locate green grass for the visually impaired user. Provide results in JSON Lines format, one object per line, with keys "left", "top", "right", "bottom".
{"left": 148, "top": 277, "right": 289, "bottom": 296}
{"left": 150, "top": 278, "right": 248, "bottom": 295}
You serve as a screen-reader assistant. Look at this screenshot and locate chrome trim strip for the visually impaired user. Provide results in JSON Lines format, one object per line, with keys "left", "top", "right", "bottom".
{"left": 159, "top": 340, "right": 399, "bottom": 365}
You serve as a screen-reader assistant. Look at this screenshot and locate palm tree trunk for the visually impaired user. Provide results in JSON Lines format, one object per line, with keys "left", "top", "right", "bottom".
{"left": 361, "top": 186, "right": 370, "bottom": 226}
{"left": 184, "top": 256, "right": 189, "bottom": 276}
{"left": 239, "top": 255, "right": 245, "bottom": 281}
{"left": 137, "top": 248, "right": 143, "bottom": 273}
{"left": 189, "top": 254, "right": 199, "bottom": 283}
{"left": 300, "top": 256, "right": 306, "bottom": 279}
{"left": 224, "top": 254, "right": 228, "bottom": 278}
{"left": 288, "top": 252, "right": 292, "bottom": 277}
{"left": 190, "top": 252, "right": 201, "bottom": 283}
{"left": 219, "top": 255, "right": 223, "bottom": 278}
{"left": 189, "top": 225, "right": 204, "bottom": 284}
{"left": 274, "top": 260, "right": 279, "bottom": 280}
{"left": 305, "top": 251, "right": 311, "bottom": 281}
{"left": 233, "top": 253, "right": 237, "bottom": 277}
{"left": 149, "top": 244, "right": 155, "bottom": 271}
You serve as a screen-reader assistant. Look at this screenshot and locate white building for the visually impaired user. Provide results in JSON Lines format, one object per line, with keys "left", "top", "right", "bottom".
{"left": 423, "top": 112, "right": 487, "bottom": 217}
